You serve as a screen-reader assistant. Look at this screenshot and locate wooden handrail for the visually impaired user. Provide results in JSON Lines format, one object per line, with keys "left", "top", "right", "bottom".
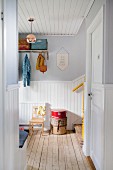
{"left": 72, "top": 82, "right": 84, "bottom": 92}
{"left": 72, "top": 82, "right": 84, "bottom": 140}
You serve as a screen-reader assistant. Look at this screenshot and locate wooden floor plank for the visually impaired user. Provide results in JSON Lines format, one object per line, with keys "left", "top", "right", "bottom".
{"left": 32, "top": 135, "right": 45, "bottom": 170}
{"left": 27, "top": 133, "right": 41, "bottom": 170}
{"left": 75, "top": 133, "right": 92, "bottom": 170}
{"left": 70, "top": 132, "right": 86, "bottom": 170}
{"left": 66, "top": 132, "right": 79, "bottom": 170}
{"left": 52, "top": 135, "right": 59, "bottom": 170}
{"left": 26, "top": 130, "right": 94, "bottom": 170}
{"left": 46, "top": 134, "right": 53, "bottom": 170}
{"left": 62, "top": 133, "right": 73, "bottom": 170}
{"left": 57, "top": 135, "right": 65, "bottom": 170}
{"left": 27, "top": 134, "right": 36, "bottom": 164}
{"left": 27, "top": 134, "right": 32, "bottom": 148}
{"left": 39, "top": 136, "right": 49, "bottom": 170}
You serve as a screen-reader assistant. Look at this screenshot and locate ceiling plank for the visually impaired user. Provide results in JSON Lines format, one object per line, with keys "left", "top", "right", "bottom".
{"left": 23, "top": 0, "right": 38, "bottom": 33}
{"left": 58, "top": 0, "right": 66, "bottom": 35}
{"left": 29, "top": 0, "right": 41, "bottom": 34}
{"left": 47, "top": 0, "right": 55, "bottom": 35}
{"left": 35, "top": 0, "right": 48, "bottom": 34}
{"left": 61, "top": 0, "right": 73, "bottom": 35}
{"left": 18, "top": 0, "right": 95, "bottom": 35}
{"left": 53, "top": 0, "right": 60, "bottom": 34}
{"left": 18, "top": 1, "right": 30, "bottom": 33}
{"left": 41, "top": 0, "right": 51, "bottom": 34}
{"left": 69, "top": 0, "right": 84, "bottom": 34}
{"left": 73, "top": 0, "right": 95, "bottom": 34}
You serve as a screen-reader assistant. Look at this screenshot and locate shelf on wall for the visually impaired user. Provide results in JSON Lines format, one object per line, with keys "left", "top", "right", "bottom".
{"left": 19, "top": 50, "right": 49, "bottom": 60}
{"left": 19, "top": 50, "right": 48, "bottom": 53}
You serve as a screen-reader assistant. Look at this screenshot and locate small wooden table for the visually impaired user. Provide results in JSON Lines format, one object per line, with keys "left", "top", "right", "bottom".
{"left": 29, "top": 118, "right": 44, "bottom": 135}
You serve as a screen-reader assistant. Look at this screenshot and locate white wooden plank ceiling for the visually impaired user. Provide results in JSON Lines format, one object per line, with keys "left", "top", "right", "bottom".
{"left": 18, "top": 0, "right": 94, "bottom": 35}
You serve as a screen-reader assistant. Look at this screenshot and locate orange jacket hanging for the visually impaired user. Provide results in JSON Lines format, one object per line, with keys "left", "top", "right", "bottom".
{"left": 36, "top": 53, "right": 45, "bottom": 70}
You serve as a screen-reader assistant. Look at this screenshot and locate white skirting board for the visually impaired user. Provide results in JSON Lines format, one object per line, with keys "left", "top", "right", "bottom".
{"left": 19, "top": 75, "right": 85, "bottom": 130}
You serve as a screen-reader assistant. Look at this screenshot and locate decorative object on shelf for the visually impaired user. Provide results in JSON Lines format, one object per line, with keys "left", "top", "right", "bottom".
{"left": 19, "top": 38, "right": 30, "bottom": 50}
{"left": 22, "top": 54, "right": 31, "bottom": 87}
{"left": 36, "top": 53, "right": 47, "bottom": 73}
{"left": 19, "top": 38, "right": 49, "bottom": 60}
{"left": 31, "top": 39, "right": 48, "bottom": 50}
{"left": 26, "top": 18, "right": 36, "bottom": 43}
{"left": 57, "top": 47, "right": 69, "bottom": 71}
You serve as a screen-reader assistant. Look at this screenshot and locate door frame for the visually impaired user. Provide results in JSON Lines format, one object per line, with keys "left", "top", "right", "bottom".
{"left": 83, "top": 6, "right": 104, "bottom": 156}
{"left": 0, "top": 0, "right": 4, "bottom": 169}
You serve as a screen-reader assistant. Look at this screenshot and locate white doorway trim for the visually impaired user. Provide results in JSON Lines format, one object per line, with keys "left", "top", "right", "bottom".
{"left": 0, "top": 0, "right": 4, "bottom": 169}
{"left": 83, "top": 6, "right": 104, "bottom": 156}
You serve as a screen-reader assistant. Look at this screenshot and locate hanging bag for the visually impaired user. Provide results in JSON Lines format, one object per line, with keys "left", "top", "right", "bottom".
{"left": 36, "top": 54, "right": 42, "bottom": 70}
{"left": 40, "top": 65, "right": 47, "bottom": 73}
{"left": 40, "top": 54, "right": 47, "bottom": 73}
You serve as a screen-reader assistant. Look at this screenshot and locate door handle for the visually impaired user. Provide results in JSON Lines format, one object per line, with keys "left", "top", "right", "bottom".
{"left": 88, "top": 93, "right": 92, "bottom": 96}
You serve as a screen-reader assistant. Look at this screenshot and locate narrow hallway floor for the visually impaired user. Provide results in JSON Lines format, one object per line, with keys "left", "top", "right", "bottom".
{"left": 26, "top": 130, "right": 94, "bottom": 170}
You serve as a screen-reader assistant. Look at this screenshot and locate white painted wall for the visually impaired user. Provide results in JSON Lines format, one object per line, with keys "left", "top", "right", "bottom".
{"left": 2, "top": 0, "right": 20, "bottom": 170}
{"left": 0, "top": 0, "right": 4, "bottom": 169}
{"left": 104, "top": 0, "right": 113, "bottom": 83}
{"left": 86, "top": 0, "right": 106, "bottom": 28}
{"left": 4, "top": 0, "right": 18, "bottom": 85}
{"left": 19, "top": 21, "right": 86, "bottom": 81}
{"left": 19, "top": 75, "right": 85, "bottom": 130}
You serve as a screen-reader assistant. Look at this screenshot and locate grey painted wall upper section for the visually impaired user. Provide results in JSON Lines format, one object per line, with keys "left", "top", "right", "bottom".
{"left": 19, "top": 22, "right": 86, "bottom": 81}
{"left": 86, "top": 0, "right": 106, "bottom": 28}
{"left": 104, "top": 0, "right": 113, "bottom": 83}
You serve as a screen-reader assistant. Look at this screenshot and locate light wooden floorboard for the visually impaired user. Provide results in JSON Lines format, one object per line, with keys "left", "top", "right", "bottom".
{"left": 58, "top": 135, "right": 65, "bottom": 170}
{"left": 26, "top": 130, "right": 94, "bottom": 170}
{"left": 46, "top": 134, "right": 53, "bottom": 170}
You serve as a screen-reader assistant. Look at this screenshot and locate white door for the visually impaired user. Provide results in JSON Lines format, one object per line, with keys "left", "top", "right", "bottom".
{"left": 90, "top": 18, "right": 104, "bottom": 169}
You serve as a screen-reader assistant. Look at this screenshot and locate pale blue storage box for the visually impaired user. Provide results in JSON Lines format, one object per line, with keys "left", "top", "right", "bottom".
{"left": 31, "top": 39, "right": 48, "bottom": 50}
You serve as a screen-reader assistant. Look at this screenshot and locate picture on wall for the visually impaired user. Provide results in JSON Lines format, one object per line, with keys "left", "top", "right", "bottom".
{"left": 57, "top": 48, "right": 69, "bottom": 71}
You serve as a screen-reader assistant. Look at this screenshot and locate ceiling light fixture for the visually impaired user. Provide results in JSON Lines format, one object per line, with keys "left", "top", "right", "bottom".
{"left": 26, "top": 18, "right": 36, "bottom": 43}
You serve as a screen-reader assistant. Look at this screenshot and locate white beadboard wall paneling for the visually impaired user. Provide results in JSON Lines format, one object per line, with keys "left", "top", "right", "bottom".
{"left": 7, "top": 84, "right": 20, "bottom": 91}
{"left": 19, "top": 102, "right": 45, "bottom": 123}
{"left": 73, "top": 74, "right": 85, "bottom": 117}
{"left": 18, "top": 0, "right": 95, "bottom": 35}
{"left": 104, "top": 85, "right": 113, "bottom": 170}
{"left": 19, "top": 75, "right": 85, "bottom": 130}
{"left": 19, "top": 102, "right": 51, "bottom": 130}
{"left": 4, "top": 88, "right": 19, "bottom": 170}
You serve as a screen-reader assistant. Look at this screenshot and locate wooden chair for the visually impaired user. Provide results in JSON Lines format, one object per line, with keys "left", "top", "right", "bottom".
{"left": 29, "top": 106, "right": 46, "bottom": 135}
